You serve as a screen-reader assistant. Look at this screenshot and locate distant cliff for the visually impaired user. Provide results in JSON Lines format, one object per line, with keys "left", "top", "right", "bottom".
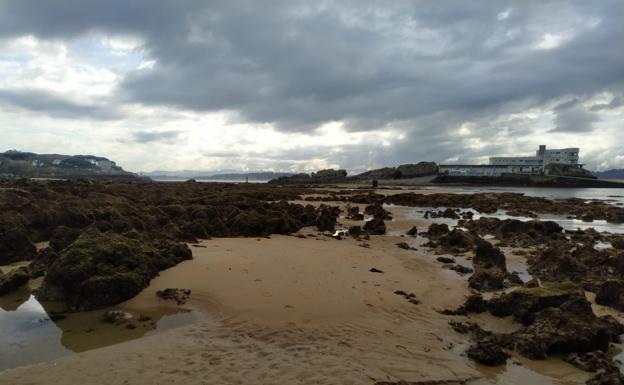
{"left": 593, "top": 169, "right": 624, "bottom": 180}
{"left": 0, "top": 150, "right": 138, "bottom": 179}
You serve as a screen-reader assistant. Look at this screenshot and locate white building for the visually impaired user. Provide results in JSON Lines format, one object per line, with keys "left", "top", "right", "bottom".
{"left": 439, "top": 145, "right": 582, "bottom": 177}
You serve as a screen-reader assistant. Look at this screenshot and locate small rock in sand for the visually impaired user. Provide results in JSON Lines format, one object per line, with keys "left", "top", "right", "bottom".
{"left": 156, "top": 288, "right": 192, "bottom": 305}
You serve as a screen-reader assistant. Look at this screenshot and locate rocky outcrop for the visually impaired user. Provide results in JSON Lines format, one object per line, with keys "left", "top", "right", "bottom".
{"left": 0, "top": 266, "right": 31, "bottom": 295}
{"left": 424, "top": 223, "right": 449, "bottom": 239}
{"left": 38, "top": 229, "right": 193, "bottom": 310}
{"left": 467, "top": 337, "right": 510, "bottom": 366}
{"left": 353, "top": 162, "right": 438, "bottom": 180}
{"left": 451, "top": 282, "right": 624, "bottom": 368}
{"left": 595, "top": 280, "right": 624, "bottom": 311}
{"left": 156, "top": 288, "right": 191, "bottom": 305}
{"left": 315, "top": 205, "right": 341, "bottom": 232}
{"left": 473, "top": 241, "right": 507, "bottom": 271}
{"left": 425, "top": 228, "right": 480, "bottom": 254}
{"left": 509, "top": 297, "right": 624, "bottom": 359}
{"left": 364, "top": 204, "right": 392, "bottom": 220}
{"left": 485, "top": 283, "right": 582, "bottom": 324}
{"left": 363, "top": 218, "right": 386, "bottom": 235}
{"left": 0, "top": 214, "right": 36, "bottom": 264}
{"left": 460, "top": 217, "right": 564, "bottom": 247}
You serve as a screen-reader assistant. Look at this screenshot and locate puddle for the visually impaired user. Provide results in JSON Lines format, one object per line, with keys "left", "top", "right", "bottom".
{"left": 470, "top": 357, "right": 590, "bottom": 384}
{"left": 506, "top": 259, "right": 533, "bottom": 283}
{"left": 0, "top": 279, "right": 204, "bottom": 371}
{"left": 594, "top": 241, "right": 614, "bottom": 250}
{"left": 402, "top": 206, "right": 624, "bottom": 234}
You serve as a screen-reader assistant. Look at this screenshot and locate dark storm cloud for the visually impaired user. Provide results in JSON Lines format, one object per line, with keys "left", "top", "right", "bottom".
{"left": 552, "top": 104, "right": 600, "bottom": 133}
{"left": 0, "top": 88, "right": 121, "bottom": 120}
{"left": 1, "top": 0, "right": 623, "bottom": 168}
{"left": 131, "top": 130, "right": 181, "bottom": 143}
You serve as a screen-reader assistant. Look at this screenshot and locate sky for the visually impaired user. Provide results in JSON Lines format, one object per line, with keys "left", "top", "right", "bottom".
{"left": 0, "top": 0, "right": 623, "bottom": 173}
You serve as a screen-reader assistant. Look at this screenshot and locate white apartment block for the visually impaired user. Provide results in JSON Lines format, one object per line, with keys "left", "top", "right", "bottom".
{"left": 439, "top": 145, "right": 581, "bottom": 177}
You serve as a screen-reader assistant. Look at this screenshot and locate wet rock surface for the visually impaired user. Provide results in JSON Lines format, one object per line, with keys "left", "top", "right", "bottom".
{"left": 0, "top": 215, "right": 36, "bottom": 265}
{"left": 101, "top": 310, "right": 133, "bottom": 324}
{"left": 595, "top": 280, "right": 624, "bottom": 311}
{"left": 38, "top": 228, "right": 193, "bottom": 310}
{"left": 467, "top": 337, "right": 510, "bottom": 366}
{"left": 449, "top": 282, "right": 624, "bottom": 373}
{"left": 156, "top": 288, "right": 191, "bottom": 305}
{"left": 508, "top": 296, "right": 624, "bottom": 360}
{"left": 0, "top": 180, "right": 348, "bottom": 310}
{"left": 363, "top": 218, "right": 386, "bottom": 235}
{"left": 0, "top": 266, "right": 31, "bottom": 295}
{"left": 459, "top": 217, "right": 564, "bottom": 247}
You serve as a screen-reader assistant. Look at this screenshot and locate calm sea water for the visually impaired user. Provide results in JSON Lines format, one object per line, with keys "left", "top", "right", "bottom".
{"left": 420, "top": 185, "right": 624, "bottom": 206}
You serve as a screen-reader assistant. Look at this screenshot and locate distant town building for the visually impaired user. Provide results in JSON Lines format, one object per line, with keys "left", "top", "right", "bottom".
{"left": 439, "top": 145, "right": 583, "bottom": 177}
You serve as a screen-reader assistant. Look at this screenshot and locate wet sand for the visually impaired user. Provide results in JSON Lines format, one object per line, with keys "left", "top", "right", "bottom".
{"left": 0, "top": 205, "right": 591, "bottom": 384}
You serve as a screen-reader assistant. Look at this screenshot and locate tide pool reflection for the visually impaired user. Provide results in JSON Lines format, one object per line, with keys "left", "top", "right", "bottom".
{"left": 0, "top": 291, "right": 204, "bottom": 371}
{"left": 0, "top": 295, "right": 71, "bottom": 370}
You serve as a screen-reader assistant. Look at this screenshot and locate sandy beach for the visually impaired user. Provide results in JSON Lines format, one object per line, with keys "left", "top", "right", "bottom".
{"left": 0, "top": 201, "right": 594, "bottom": 385}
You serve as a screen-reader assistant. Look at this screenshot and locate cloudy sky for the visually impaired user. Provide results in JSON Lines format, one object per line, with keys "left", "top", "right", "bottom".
{"left": 0, "top": 1, "right": 622, "bottom": 173}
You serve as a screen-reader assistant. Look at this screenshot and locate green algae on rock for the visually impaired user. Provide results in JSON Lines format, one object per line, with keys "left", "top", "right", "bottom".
{"left": 38, "top": 229, "right": 192, "bottom": 310}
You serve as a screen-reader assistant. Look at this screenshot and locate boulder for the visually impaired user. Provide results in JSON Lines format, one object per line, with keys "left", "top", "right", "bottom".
{"left": 486, "top": 282, "right": 582, "bottom": 324}
{"left": 315, "top": 205, "right": 341, "bottom": 232}
{"left": 595, "top": 280, "right": 624, "bottom": 311}
{"left": 0, "top": 266, "right": 31, "bottom": 295}
{"left": 434, "top": 229, "right": 479, "bottom": 253}
{"left": 39, "top": 229, "right": 192, "bottom": 310}
{"left": 425, "top": 223, "right": 449, "bottom": 238}
{"left": 101, "top": 310, "right": 132, "bottom": 324}
{"left": 467, "top": 337, "right": 509, "bottom": 366}
{"left": 473, "top": 241, "right": 507, "bottom": 271}
{"left": 450, "top": 264, "right": 474, "bottom": 275}
{"left": 348, "top": 225, "right": 362, "bottom": 237}
{"left": 363, "top": 218, "right": 386, "bottom": 235}
{"left": 364, "top": 204, "right": 392, "bottom": 220}
{"left": 436, "top": 256, "right": 455, "bottom": 264}
{"left": 468, "top": 269, "right": 519, "bottom": 292}
{"left": 346, "top": 206, "right": 364, "bottom": 220}
{"left": 0, "top": 215, "right": 36, "bottom": 264}
{"left": 510, "top": 298, "right": 624, "bottom": 359}
{"left": 156, "top": 288, "right": 191, "bottom": 305}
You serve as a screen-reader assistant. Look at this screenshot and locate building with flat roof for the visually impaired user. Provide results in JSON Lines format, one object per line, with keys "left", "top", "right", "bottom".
{"left": 439, "top": 145, "right": 582, "bottom": 177}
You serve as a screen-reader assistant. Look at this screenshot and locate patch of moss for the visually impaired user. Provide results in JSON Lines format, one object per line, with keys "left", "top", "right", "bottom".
{"left": 39, "top": 229, "right": 192, "bottom": 310}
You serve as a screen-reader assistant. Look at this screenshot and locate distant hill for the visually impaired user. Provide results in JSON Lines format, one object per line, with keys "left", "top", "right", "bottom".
{"left": 145, "top": 170, "right": 294, "bottom": 181}
{"left": 0, "top": 150, "right": 138, "bottom": 179}
{"left": 197, "top": 172, "right": 294, "bottom": 181}
{"left": 593, "top": 169, "right": 624, "bottom": 180}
